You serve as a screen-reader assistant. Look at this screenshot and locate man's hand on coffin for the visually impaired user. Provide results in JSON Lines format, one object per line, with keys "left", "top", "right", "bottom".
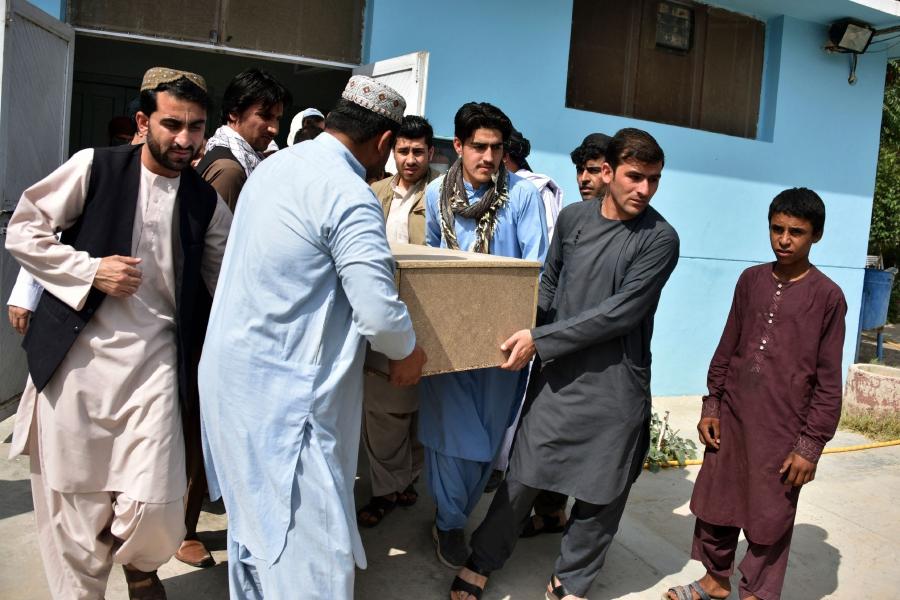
{"left": 500, "top": 329, "right": 536, "bottom": 371}
{"left": 93, "top": 255, "right": 143, "bottom": 297}
{"left": 389, "top": 344, "right": 427, "bottom": 386}
{"left": 8, "top": 305, "right": 31, "bottom": 335}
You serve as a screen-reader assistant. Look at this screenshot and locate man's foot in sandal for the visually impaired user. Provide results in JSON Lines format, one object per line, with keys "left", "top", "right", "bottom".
{"left": 357, "top": 494, "right": 397, "bottom": 527}
{"left": 521, "top": 510, "right": 567, "bottom": 538}
{"left": 546, "top": 574, "right": 586, "bottom": 600}
{"left": 449, "top": 559, "right": 489, "bottom": 600}
{"left": 663, "top": 572, "right": 731, "bottom": 600}
{"left": 396, "top": 483, "right": 419, "bottom": 507}
{"left": 123, "top": 565, "right": 167, "bottom": 600}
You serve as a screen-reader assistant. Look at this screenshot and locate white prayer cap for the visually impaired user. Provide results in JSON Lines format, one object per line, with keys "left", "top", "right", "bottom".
{"left": 287, "top": 108, "right": 326, "bottom": 146}
{"left": 341, "top": 76, "right": 405, "bottom": 124}
{"left": 299, "top": 107, "right": 325, "bottom": 121}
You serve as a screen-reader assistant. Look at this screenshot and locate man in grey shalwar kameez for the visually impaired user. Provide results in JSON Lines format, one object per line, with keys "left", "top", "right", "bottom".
{"left": 449, "top": 128, "right": 679, "bottom": 600}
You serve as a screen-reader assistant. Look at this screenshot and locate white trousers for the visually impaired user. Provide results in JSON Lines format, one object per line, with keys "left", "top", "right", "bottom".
{"left": 29, "top": 413, "right": 185, "bottom": 599}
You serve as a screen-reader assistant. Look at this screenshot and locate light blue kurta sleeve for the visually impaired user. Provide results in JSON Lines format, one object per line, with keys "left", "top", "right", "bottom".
{"left": 425, "top": 177, "right": 443, "bottom": 248}
{"left": 330, "top": 190, "right": 416, "bottom": 360}
{"left": 511, "top": 180, "right": 549, "bottom": 263}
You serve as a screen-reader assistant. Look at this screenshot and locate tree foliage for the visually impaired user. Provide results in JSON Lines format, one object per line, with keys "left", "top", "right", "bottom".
{"left": 871, "top": 60, "right": 900, "bottom": 322}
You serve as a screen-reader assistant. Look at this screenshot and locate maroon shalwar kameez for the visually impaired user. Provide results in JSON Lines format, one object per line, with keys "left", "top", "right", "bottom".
{"left": 689, "top": 263, "right": 846, "bottom": 599}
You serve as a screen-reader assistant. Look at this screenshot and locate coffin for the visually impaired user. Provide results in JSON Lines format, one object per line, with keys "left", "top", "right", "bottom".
{"left": 366, "top": 243, "right": 542, "bottom": 376}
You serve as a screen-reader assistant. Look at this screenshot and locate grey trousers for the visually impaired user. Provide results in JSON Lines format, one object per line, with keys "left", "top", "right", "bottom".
{"left": 469, "top": 475, "right": 633, "bottom": 597}
{"left": 362, "top": 408, "right": 424, "bottom": 497}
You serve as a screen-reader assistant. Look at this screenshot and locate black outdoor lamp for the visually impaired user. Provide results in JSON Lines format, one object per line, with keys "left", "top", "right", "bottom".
{"left": 829, "top": 19, "right": 876, "bottom": 54}
{"left": 827, "top": 19, "right": 877, "bottom": 85}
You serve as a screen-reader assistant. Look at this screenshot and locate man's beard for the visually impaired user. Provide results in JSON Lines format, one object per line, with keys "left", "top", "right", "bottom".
{"left": 146, "top": 126, "right": 194, "bottom": 172}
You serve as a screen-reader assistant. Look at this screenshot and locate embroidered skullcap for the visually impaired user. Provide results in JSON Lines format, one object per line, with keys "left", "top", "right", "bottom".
{"left": 341, "top": 76, "right": 405, "bottom": 124}
{"left": 140, "top": 67, "right": 207, "bottom": 93}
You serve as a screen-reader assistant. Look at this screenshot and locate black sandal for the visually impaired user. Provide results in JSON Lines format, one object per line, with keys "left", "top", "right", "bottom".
{"left": 521, "top": 513, "right": 565, "bottom": 538}
{"left": 545, "top": 574, "right": 572, "bottom": 600}
{"left": 396, "top": 483, "right": 419, "bottom": 507}
{"left": 449, "top": 558, "right": 490, "bottom": 599}
{"left": 356, "top": 495, "right": 396, "bottom": 527}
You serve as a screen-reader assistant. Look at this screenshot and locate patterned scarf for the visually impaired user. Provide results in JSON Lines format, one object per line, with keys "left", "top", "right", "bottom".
{"left": 205, "top": 125, "right": 264, "bottom": 177}
{"left": 439, "top": 158, "right": 509, "bottom": 254}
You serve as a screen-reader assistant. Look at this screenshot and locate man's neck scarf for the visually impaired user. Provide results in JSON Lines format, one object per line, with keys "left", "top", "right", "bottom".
{"left": 205, "top": 125, "right": 264, "bottom": 177}
{"left": 439, "top": 158, "right": 509, "bottom": 254}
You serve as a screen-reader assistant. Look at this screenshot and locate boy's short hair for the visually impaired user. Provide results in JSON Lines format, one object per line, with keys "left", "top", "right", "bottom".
{"left": 768, "top": 187, "right": 826, "bottom": 235}
{"left": 453, "top": 102, "right": 512, "bottom": 143}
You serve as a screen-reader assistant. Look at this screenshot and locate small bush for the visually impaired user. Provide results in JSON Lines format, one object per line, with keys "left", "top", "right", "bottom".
{"left": 646, "top": 411, "right": 698, "bottom": 472}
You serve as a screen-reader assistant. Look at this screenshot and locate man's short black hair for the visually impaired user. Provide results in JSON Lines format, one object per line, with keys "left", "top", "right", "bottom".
{"left": 453, "top": 102, "right": 512, "bottom": 143}
{"left": 220, "top": 68, "right": 292, "bottom": 125}
{"left": 571, "top": 144, "right": 608, "bottom": 169}
{"left": 605, "top": 128, "right": 665, "bottom": 172}
{"left": 506, "top": 129, "right": 531, "bottom": 171}
{"left": 395, "top": 115, "right": 434, "bottom": 147}
{"left": 325, "top": 98, "right": 401, "bottom": 144}
{"left": 571, "top": 132, "right": 611, "bottom": 167}
{"left": 768, "top": 188, "right": 826, "bottom": 235}
{"left": 139, "top": 76, "right": 210, "bottom": 118}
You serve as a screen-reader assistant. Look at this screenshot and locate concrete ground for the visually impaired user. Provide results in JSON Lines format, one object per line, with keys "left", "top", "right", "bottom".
{"left": 1, "top": 396, "right": 898, "bottom": 599}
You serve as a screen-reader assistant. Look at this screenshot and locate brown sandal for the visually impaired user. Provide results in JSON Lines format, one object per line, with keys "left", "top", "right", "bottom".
{"left": 122, "top": 566, "right": 166, "bottom": 600}
{"left": 396, "top": 483, "right": 419, "bottom": 507}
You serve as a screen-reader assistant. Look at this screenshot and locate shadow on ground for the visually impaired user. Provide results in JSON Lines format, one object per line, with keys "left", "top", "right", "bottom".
{"left": 162, "top": 562, "right": 230, "bottom": 596}
{"left": 586, "top": 466, "right": 696, "bottom": 599}
{"left": 780, "top": 524, "right": 840, "bottom": 600}
{"left": 0, "top": 478, "right": 32, "bottom": 520}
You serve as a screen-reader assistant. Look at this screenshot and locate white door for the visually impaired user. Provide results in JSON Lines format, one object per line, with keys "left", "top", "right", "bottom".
{"left": 353, "top": 51, "right": 429, "bottom": 174}
{"left": 0, "top": 0, "right": 74, "bottom": 406}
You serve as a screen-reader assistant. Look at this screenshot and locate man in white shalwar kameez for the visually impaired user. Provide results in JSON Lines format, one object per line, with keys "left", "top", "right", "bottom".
{"left": 198, "top": 75, "right": 427, "bottom": 600}
{"left": 5, "top": 68, "right": 232, "bottom": 600}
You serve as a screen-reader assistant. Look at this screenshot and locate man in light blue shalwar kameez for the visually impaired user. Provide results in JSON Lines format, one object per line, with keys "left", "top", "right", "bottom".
{"left": 419, "top": 102, "right": 548, "bottom": 568}
{"left": 198, "top": 77, "right": 427, "bottom": 600}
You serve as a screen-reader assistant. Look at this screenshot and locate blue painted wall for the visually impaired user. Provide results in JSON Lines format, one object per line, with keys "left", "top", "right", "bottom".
{"left": 366, "top": 0, "right": 887, "bottom": 396}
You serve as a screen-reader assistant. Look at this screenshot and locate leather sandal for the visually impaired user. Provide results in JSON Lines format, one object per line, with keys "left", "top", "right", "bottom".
{"left": 122, "top": 566, "right": 166, "bottom": 600}
{"left": 175, "top": 537, "right": 215, "bottom": 568}
{"left": 521, "top": 513, "right": 566, "bottom": 538}
{"left": 663, "top": 580, "right": 728, "bottom": 600}
{"left": 357, "top": 494, "right": 396, "bottom": 527}
{"left": 449, "top": 558, "right": 490, "bottom": 599}
{"left": 545, "top": 574, "right": 578, "bottom": 600}
{"left": 396, "top": 483, "right": 419, "bottom": 507}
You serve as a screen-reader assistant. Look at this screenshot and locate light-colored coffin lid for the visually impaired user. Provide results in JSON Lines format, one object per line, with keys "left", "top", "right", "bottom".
{"left": 389, "top": 242, "right": 542, "bottom": 268}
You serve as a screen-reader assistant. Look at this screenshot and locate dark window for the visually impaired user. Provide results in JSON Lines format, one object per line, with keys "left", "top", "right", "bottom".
{"left": 68, "top": 0, "right": 365, "bottom": 64}
{"left": 566, "top": 0, "right": 766, "bottom": 139}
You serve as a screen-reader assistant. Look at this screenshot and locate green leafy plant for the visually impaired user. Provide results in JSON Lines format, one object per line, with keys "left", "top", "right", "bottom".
{"left": 871, "top": 60, "right": 900, "bottom": 322}
{"left": 646, "top": 410, "right": 699, "bottom": 472}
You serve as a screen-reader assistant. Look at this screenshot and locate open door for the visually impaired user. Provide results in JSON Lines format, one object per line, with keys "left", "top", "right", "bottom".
{"left": 354, "top": 51, "right": 429, "bottom": 174}
{"left": 0, "top": 0, "right": 74, "bottom": 407}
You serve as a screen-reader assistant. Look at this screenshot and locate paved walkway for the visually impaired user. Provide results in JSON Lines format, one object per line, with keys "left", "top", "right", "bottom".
{"left": 1, "top": 396, "right": 898, "bottom": 599}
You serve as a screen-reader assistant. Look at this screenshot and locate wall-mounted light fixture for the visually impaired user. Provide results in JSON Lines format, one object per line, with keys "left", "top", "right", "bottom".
{"left": 826, "top": 19, "right": 877, "bottom": 85}
{"left": 829, "top": 19, "right": 876, "bottom": 54}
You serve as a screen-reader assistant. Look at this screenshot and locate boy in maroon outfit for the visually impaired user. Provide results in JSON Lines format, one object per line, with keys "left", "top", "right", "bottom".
{"left": 665, "top": 188, "right": 847, "bottom": 600}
